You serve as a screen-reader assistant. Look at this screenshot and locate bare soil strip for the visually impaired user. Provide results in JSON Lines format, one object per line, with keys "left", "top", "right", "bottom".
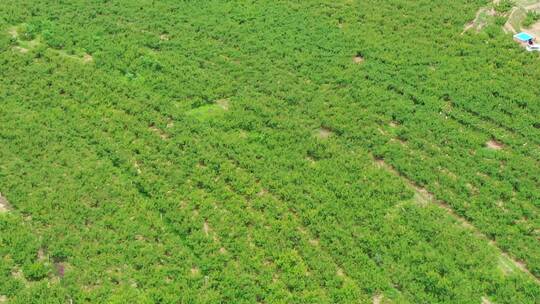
{"left": 373, "top": 157, "right": 539, "bottom": 284}
{"left": 373, "top": 294, "right": 383, "bottom": 304}
{"left": 0, "top": 193, "right": 11, "bottom": 213}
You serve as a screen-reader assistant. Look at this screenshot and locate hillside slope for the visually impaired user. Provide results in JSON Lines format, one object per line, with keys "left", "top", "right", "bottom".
{"left": 0, "top": 1, "right": 539, "bottom": 303}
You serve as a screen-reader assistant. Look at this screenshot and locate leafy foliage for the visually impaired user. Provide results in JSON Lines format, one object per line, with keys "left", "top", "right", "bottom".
{"left": 0, "top": 0, "right": 539, "bottom": 303}
{"left": 494, "top": 0, "right": 515, "bottom": 14}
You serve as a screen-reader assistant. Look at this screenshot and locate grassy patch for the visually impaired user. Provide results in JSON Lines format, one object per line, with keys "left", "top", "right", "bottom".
{"left": 186, "top": 103, "right": 228, "bottom": 121}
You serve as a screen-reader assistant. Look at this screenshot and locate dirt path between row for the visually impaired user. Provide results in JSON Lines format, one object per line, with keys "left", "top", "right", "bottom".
{"left": 373, "top": 157, "right": 539, "bottom": 284}
{"left": 525, "top": 2, "right": 540, "bottom": 10}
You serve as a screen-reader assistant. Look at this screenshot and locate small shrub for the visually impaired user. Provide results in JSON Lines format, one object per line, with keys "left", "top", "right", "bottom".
{"left": 42, "top": 29, "right": 65, "bottom": 49}
{"left": 494, "top": 16, "right": 508, "bottom": 26}
{"left": 19, "top": 23, "right": 38, "bottom": 41}
{"left": 494, "top": 0, "right": 514, "bottom": 14}
{"left": 22, "top": 262, "right": 49, "bottom": 281}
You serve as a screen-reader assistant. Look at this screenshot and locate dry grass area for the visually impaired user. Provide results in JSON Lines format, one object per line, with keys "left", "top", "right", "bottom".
{"left": 55, "top": 50, "right": 94, "bottom": 64}
{"left": 7, "top": 27, "right": 41, "bottom": 53}
{"left": 7, "top": 26, "right": 94, "bottom": 63}
{"left": 0, "top": 193, "right": 11, "bottom": 213}
{"left": 215, "top": 99, "right": 230, "bottom": 110}
{"left": 498, "top": 255, "right": 517, "bottom": 275}
{"left": 12, "top": 46, "right": 29, "bottom": 53}
{"left": 353, "top": 55, "right": 364, "bottom": 64}
{"left": 524, "top": 19, "right": 540, "bottom": 37}
{"left": 305, "top": 155, "right": 316, "bottom": 165}
{"left": 412, "top": 188, "right": 433, "bottom": 206}
{"left": 257, "top": 188, "right": 268, "bottom": 197}
{"left": 37, "top": 248, "right": 46, "bottom": 261}
{"left": 133, "top": 161, "right": 142, "bottom": 174}
{"left": 82, "top": 53, "right": 94, "bottom": 63}
{"left": 316, "top": 127, "right": 333, "bottom": 139}
{"left": 486, "top": 139, "right": 504, "bottom": 150}
{"left": 149, "top": 124, "right": 169, "bottom": 140}
{"left": 481, "top": 296, "right": 493, "bottom": 304}
{"left": 7, "top": 27, "right": 18, "bottom": 38}
{"left": 203, "top": 220, "right": 210, "bottom": 236}
{"left": 372, "top": 294, "right": 383, "bottom": 304}
{"left": 504, "top": 1, "right": 540, "bottom": 33}
{"left": 11, "top": 268, "right": 25, "bottom": 283}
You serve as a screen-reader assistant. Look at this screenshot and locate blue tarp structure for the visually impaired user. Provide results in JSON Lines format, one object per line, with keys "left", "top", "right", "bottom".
{"left": 514, "top": 32, "right": 534, "bottom": 42}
